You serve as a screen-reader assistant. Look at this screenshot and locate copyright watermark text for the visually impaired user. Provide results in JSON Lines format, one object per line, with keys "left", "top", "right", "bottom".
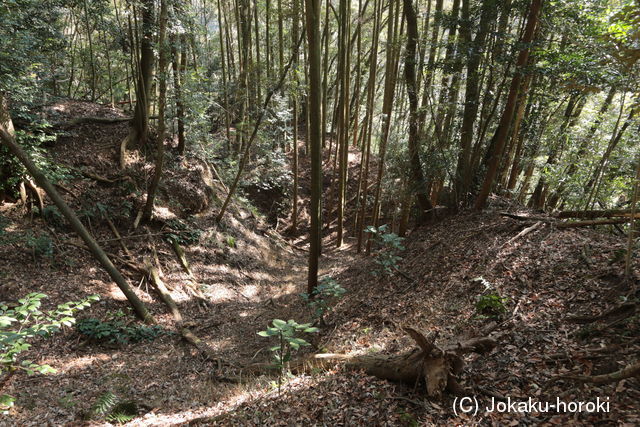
{"left": 453, "top": 396, "right": 610, "bottom": 416}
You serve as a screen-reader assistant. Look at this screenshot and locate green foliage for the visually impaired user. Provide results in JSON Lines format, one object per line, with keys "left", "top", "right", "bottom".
{"left": 0, "top": 293, "right": 98, "bottom": 411}
{"left": 90, "top": 391, "right": 137, "bottom": 424}
{"left": 42, "top": 205, "right": 65, "bottom": 228}
{"left": 75, "top": 318, "right": 165, "bottom": 345}
{"left": 164, "top": 219, "right": 202, "bottom": 245}
{"left": 26, "top": 233, "right": 54, "bottom": 260}
{"left": 476, "top": 293, "right": 509, "bottom": 319}
{"left": 365, "top": 224, "right": 406, "bottom": 276}
{"left": 300, "top": 276, "right": 346, "bottom": 321}
{"left": 225, "top": 235, "right": 236, "bottom": 248}
{"left": 0, "top": 122, "right": 72, "bottom": 197}
{"left": 257, "top": 319, "right": 319, "bottom": 388}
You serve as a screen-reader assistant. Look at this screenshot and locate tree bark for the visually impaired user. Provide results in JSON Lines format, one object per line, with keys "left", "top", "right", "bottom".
{"left": 403, "top": 0, "right": 433, "bottom": 223}
{"left": 305, "top": 0, "right": 322, "bottom": 293}
{"left": 474, "top": 0, "right": 543, "bottom": 210}
{"left": 0, "top": 95, "right": 152, "bottom": 322}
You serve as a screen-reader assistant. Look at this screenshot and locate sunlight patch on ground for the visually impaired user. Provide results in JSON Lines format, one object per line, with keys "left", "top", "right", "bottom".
{"left": 107, "top": 284, "right": 127, "bottom": 301}
{"left": 206, "top": 284, "right": 235, "bottom": 302}
{"left": 45, "top": 354, "right": 111, "bottom": 374}
{"left": 241, "top": 284, "right": 258, "bottom": 298}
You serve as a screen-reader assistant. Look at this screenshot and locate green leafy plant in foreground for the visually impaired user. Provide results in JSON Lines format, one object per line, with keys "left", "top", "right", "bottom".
{"left": 476, "top": 293, "right": 509, "bottom": 318}
{"left": 365, "top": 224, "right": 406, "bottom": 276}
{"left": 257, "top": 319, "right": 319, "bottom": 390}
{"left": 0, "top": 293, "right": 99, "bottom": 413}
{"left": 300, "top": 276, "right": 346, "bottom": 322}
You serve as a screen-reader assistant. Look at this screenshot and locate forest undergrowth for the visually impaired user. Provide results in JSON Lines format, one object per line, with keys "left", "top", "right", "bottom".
{"left": 0, "top": 101, "right": 638, "bottom": 426}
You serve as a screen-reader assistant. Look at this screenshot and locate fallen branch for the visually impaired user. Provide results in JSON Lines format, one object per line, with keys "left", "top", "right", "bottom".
{"left": 247, "top": 327, "right": 496, "bottom": 397}
{"left": 500, "top": 212, "right": 552, "bottom": 223}
{"left": 503, "top": 221, "right": 544, "bottom": 247}
{"left": 143, "top": 257, "right": 219, "bottom": 362}
{"left": 557, "top": 209, "right": 640, "bottom": 219}
{"left": 566, "top": 302, "right": 636, "bottom": 324}
{"left": 549, "top": 360, "right": 640, "bottom": 385}
{"left": 557, "top": 218, "right": 631, "bottom": 228}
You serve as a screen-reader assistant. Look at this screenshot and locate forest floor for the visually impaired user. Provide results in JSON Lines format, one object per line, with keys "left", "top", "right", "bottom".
{"left": 1, "top": 101, "right": 639, "bottom": 426}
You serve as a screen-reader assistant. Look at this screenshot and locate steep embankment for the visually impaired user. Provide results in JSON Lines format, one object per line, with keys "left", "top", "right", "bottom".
{"left": 0, "top": 100, "right": 332, "bottom": 425}
{"left": 200, "top": 197, "right": 639, "bottom": 426}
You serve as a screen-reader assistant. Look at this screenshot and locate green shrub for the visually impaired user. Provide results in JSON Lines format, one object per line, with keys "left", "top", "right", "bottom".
{"left": 365, "top": 224, "right": 406, "bottom": 276}
{"left": 257, "top": 319, "right": 319, "bottom": 389}
{"left": 75, "top": 318, "right": 165, "bottom": 345}
{"left": 300, "top": 276, "right": 346, "bottom": 322}
{"left": 0, "top": 293, "right": 98, "bottom": 412}
{"left": 26, "top": 233, "right": 54, "bottom": 259}
{"left": 164, "top": 219, "right": 202, "bottom": 245}
{"left": 475, "top": 293, "right": 509, "bottom": 318}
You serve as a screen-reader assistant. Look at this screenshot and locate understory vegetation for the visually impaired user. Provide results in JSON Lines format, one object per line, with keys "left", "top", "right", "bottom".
{"left": 0, "top": 0, "right": 639, "bottom": 424}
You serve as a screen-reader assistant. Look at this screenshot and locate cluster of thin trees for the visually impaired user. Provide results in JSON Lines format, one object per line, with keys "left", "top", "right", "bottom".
{"left": 2, "top": 0, "right": 640, "bottom": 291}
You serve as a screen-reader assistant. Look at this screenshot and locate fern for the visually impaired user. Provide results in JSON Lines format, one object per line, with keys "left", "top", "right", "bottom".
{"left": 91, "top": 391, "right": 117, "bottom": 416}
{"left": 107, "top": 412, "right": 135, "bottom": 424}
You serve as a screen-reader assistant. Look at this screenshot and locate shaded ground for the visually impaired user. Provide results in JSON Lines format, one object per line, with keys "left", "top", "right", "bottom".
{"left": 0, "top": 101, "right": 638, "bottom": 426}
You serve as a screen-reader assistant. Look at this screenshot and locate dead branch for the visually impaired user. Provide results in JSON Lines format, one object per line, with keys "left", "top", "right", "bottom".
{"left": 105, "top": 215, "right": 132, "bottom": 259}
{"left": 549, "top": 360, "right": 640, "bottom": 385}
{"left": 246, "top": 327, "right": 496, "bottom": 397}
{"left": 500, "top": 212, "right": 552, "bottom": 222}
{"left": 557, "top": 218, "right": 631, "bottom": 228}
{"left": 143, "top": 256, "right": 221, "bottom": 363}
{"left": 566, "top": 303, "right": 636, "bottom": 324}
{"left": 556, "top": 209, "right": 640, "bottom": 219}
{"left": 503, "top": 221, "right": 544, "bottom": 247}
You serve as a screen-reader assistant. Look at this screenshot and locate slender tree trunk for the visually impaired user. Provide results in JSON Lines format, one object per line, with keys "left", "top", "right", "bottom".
{"left": 0, "top": 94, "right": 152, "bottom": 322}
{"left": 403, "top": 0, "right": 432, "bottom": 223}
{"left": 474, "top": 0, "right": 542, "bottom": 210}
{"left": 455, "top": 0, "right": 493, "bottom": 205}
{"left": 291, "top": 0, "right": 300, "bottom": 233}
{"left": 336, "top": 0, "right": 351, "bottom": 247}
{"left": 369, "top": 0, "right": 400, "bottom": 252}
{"left": 305, "top": 0, "right": 322, "bottom": 293}
{"left": 143, "top": 0, "right": 168, "bottom": 222}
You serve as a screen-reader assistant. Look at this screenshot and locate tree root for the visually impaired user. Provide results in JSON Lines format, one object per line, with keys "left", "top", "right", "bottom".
{"left": 548, "top": 360, "right": 640, "bottom": 385}
{"left": 245, "top": 327, "right": 496, "bottom": 397}
{"left": 143, "top": 257, "right": 222, "bottom": 364}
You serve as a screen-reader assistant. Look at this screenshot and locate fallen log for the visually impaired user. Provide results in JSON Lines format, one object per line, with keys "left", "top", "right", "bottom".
{"left": 556, "top": 209, "right": 640, "bottom": 219}
{"left": 556, "top": 218, "right": 631, "bottom": 228}
{"left": 549, "top": 360, "right": 640, "bottom": 385}
{"left": 0, "top": 125, "right": 153, "bottom": 323}
{"left": 247, "top": 327, "right": 496, "bottom": 397}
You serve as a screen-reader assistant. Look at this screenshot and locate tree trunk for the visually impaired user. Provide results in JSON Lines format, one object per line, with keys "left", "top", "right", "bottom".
{"left": 0, "top": 94, "right": 152, "bottom": 322}
{"left": 128, "top": 0, "right": 155, "bottom": 150}
{"left": 305, "top": 0, "right": 322, "bottom": 293}
{"left": 403, "top": 0, "right": 433, "bottom": 223}
{"left": 142, "top": 0, "right": 168, "bottom": 222}
{"left": 474, "top": 0, "right": 543, "bottom": 210}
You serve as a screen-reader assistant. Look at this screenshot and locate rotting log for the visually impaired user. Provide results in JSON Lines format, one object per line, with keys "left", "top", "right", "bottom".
{"left": 548, "top": 360, "right": 640, "bottom": 386}
{"left": 556, "top": 209, "right": 640, "bottom": 219}
{"left": 247, "top": 327, "right": 496, "bottom": 397}
{"left": 556, "top": 218, "right": 631, "bottom": 228}
{"left": 0, "top": 126, "right": 154, "bottom": 323}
